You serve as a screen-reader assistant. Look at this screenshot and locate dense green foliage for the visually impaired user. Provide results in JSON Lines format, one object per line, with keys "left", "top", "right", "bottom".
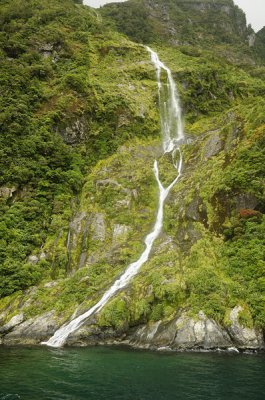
{"left": 0, "top": 0, "right": 159, "bottom": 297}
{"left": 0, "top": 0, "right": 264, "bottom": 337}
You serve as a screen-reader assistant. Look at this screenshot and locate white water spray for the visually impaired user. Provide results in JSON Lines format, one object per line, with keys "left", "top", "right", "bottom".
{"left": 43, "top": 47, "right": 185, "bottom": 347}
{"left": 146, "top": 46, "right": 184, "bottom": 153}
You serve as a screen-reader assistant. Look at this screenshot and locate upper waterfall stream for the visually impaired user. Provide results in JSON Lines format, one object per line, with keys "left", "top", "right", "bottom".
{"left": 43, "top": 47, "right": 185, "bottom": 347}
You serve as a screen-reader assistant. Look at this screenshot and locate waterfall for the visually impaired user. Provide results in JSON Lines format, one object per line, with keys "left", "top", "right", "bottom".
{"left": 42, "top": 47, "right": 185, "bottom": 348}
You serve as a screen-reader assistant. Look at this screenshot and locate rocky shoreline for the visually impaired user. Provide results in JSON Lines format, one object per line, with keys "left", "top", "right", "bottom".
{"left": 1, "top": 306, "right": 264, "bottom": 353}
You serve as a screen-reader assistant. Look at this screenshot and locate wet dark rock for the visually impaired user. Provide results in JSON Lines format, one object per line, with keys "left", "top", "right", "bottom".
{"left": 203, "top": 132, "right": 223, "bottom": 160}
{"left": 2, "top": 311, "right": 59, "bottom": 345}
{"left": 234, "top": 193, "right": 259, "bottom": 212}
{"left": 176, "top": 221, "right": 202, "bottom": 251}
{"left": 185, "top": 196, "right": 204, "bottom": 222}
{"left": 66, "top": 324, "right": 123, "bottom": 347}
{"left": 0, "top": 307, "right": 264, "bottom": 351}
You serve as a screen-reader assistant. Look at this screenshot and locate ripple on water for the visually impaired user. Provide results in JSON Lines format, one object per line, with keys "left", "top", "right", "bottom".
{"left": 0, "top": 347, "right": 264, "bottom": 400}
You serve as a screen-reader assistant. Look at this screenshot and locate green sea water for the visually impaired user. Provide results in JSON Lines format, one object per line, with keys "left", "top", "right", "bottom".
{"left": 0, "top": 346, "right": 264, "bottom": 400}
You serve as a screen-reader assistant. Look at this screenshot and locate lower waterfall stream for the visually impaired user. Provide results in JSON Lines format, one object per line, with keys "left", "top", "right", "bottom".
{"left": 43, "top": 47, "right": 185, "bottom": 347}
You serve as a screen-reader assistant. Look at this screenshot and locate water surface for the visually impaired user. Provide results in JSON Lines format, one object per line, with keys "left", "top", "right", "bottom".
{"left": 0, "top": 346, "right": 264, "bottom": 400}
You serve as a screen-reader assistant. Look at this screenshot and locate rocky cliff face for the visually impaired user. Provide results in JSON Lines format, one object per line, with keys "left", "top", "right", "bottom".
{"left": 0, "top": 0, "right": 264, "bottom": 351}
{"left": 101, "top": 0, "right": 259, "bottom": 62}
{"left": 255, "top": 27, "right": 265, "bottom": 62}
{"left": 1, "top": 307, "right": 264, "bottom": 352}
{"left": 1, "top": 106, "right": 264, "bottom": 350}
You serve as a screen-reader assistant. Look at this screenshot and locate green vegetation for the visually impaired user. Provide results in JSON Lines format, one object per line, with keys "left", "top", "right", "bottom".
{"left": 101, "top": 0, "right": 259, "bottom": 64}
{"left": 0, "top": 0, "right": 159, "bottom": 297}
{"left": 0, "top": 0, "right": 264, "bottom": 339}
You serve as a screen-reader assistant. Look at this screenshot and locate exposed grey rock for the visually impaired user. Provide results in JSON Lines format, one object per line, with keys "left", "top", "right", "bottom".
{"left": 40, "top": 252, "right": 47, "bottom": 260}
{"left": 44, "top": 281, "right": 58, "bottom": 289}
{"left": 185, "top": 197, "right": 202, "bottom": 221}
{"left": 116, "top": 198, "right": 131, "bottom": 208}
{"left": 174, "top": 314, "right": 204, "bottom": 347}
{"left": 204, "top": 318, "right": 231, "bottom": 349}
{"left": 221, "top": 5, "right": 232, "bottom": 15}
{"left": 190, "top": 1, "right": 230, "bottom": 15}
{"left": 131, "top": 189, "right": 138, "bottom": 199}
{"left": 131, "top": 321, "right": 174, "bottom": 349}
{"left": 151, "top": 320, "right": 177, "bottom": 345}
{"left": 28, "top": 255, "right": 39, "bottom": 265}
{"left": 59, "top": 118, "right": 87, "bottom": 144}
{"left": 0, "top": 186, "right": 16, "bottom": 199}
{"left": 71, "top": 212, "right": 91, "bottom": 269}
{"left": 130, "top": 311, "right": 232, "bottom": 350}
{"left": 248, "top": 33, "right": 256, "bottom": 47}
{"left": 234, "top": 193, "right": 258, "bottom": 212}
{"left": 96, "top": 178, "right": 120, "bottom": 188}
{"left": 140, "top": 321, "right": 161, "bottom": 342}
{"left": 224, "top": 123, "right": 241, "bottom": 152}
{"left": 65, "top": 119, "right": 86, "bottom": 144}
{"left": 132, "top": 320, "right": 177, "bottom": 349}
{"left": 86, "top": 253, "right": 99, "bottom": 265}
{"left": 203, "top": 133, "right": 223, "bottom": 160}
{"left": 3, "top": 311, "right": 59, "bottom": 345}
{"left": 39, "top": 43, "right": 59, "bottom": 63}
{"left": 78, "top": 252, "right": 88, "bottom": 269}
{"left": 176, "top": 221, "right": 202, "bottom": 251}
{"left": 70, "top": 212, "right": 87, "bottom": 235}
{"left": 68, "top": 212, "right": 88, "bottom": 257}
{"left": 193, "top": 3, "right": 208, "bottom": 12}
{"left": 1, "top": 307, "right": 264, "bottom": 350}
{"left": 42, "top": 51, "right": 52, "bottom": 59}
{"left": 154, "top": 234, "right": 175, "bottom": 254}
{"left": 91, "top": 213, "right": 106, "bottom": 242}
{"left": 0, "top": 313, "right": 24, "bottom": 334}
{"left": 40, "top": 43, "right": 53, "bottom": 54}
{"left": 227, "top": 306, "right": 264, "bottom": 349}
{"left": 137, "top": 104, "right": 145, "bottom": 118}
{"left": 174, "top": 312, "right": 231, "bottom": 349}
{"left": 20, "top": 286, "right": 38, "bottom": 309}
{"left": 96, "top": 179, "right": 131, "bottom": 196}
{"left": 112, "top": 224, "right": 130, "bottom": 244}
{"left": 0, "top": 312, "right": 7, "bottom": 325}
{"left": 66, "top": 210, "right": 100, "bottom": 270}
{"left": 118, "top": 145, "right": 128, "bottom": 153}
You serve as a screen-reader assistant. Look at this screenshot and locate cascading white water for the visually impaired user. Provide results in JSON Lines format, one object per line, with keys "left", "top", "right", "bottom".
{"left": 42, "top": 47, "right": 185, "bottom": 348}
{"left": 146, "top": 46, "right": 184, "bottom": 153}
